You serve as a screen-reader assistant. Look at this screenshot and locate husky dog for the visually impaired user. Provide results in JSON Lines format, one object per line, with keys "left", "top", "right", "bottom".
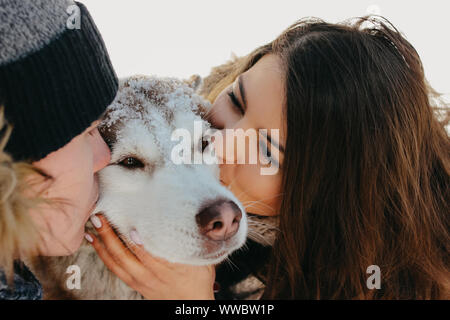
{"left": 31, "top": 75, "right": 248, "bottom": 299}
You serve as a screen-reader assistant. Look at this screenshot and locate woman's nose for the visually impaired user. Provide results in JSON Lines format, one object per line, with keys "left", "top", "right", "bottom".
{"left": 91, "top": 128, "right": 111, "bottom": 173}
{"left": 213, "top": 128, "right": 249, "bottom": 165}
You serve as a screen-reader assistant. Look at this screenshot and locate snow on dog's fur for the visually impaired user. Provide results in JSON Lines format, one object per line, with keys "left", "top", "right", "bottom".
{"left": 30, "top": 75, "right": 247, "bottom": 299}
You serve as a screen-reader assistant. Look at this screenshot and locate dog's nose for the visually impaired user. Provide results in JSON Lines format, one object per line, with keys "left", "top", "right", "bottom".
{"left": 196, "top": 200, "right": 242, "bottom": 241}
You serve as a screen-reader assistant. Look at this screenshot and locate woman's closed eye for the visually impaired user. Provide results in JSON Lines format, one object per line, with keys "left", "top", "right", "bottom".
{"left": 227, "top": 89, "right": 245, "bottom": 115}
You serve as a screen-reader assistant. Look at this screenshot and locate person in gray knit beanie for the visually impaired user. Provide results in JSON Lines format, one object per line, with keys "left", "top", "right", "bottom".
{"left": 0, "top": 0, "right": 118, "bottom": 161}
{"left": 0, "top": 0, "right": 118, "bottom": 299}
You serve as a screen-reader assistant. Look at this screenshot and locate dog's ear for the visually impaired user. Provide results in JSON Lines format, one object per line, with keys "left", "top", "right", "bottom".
{"left": 98, "top": 122, "right": 118, "bottom": 151}
{"left": 183, "top": 74, "right": 202, "bottom": 92}
{"left": 183, "top": 75, "right": 213, "bottom": 119}
{"left": 98, "top": 108, "right": 124, "bottom": 151}
{"left": 195, "top": 99, "right": 212, "bottom": 119}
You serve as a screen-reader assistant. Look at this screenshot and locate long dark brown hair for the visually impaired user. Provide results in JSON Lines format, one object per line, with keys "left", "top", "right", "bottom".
{"left": 204, "top": 16, "right": 450, "bottom": 299}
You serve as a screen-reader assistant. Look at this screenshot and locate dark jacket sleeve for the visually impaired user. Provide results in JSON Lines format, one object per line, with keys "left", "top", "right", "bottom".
{"left": 0, "top": 261, "right": 42, "bottom": 300}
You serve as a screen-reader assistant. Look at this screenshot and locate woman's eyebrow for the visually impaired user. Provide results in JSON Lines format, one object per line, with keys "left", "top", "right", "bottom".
{"left": 237, "top": 74, "right": 247, "bottom": 111}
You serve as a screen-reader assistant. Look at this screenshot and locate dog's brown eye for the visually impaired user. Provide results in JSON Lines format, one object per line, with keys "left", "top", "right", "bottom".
{"left": 118, "top": 157, "right": 144, "bottom": 169}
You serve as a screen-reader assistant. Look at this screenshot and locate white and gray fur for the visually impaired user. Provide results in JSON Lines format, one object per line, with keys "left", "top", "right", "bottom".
{"left": 30, "top": 75, "right": 248, "bottom": 299}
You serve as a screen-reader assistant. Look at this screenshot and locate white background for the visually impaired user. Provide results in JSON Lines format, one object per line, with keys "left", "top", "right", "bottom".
{"left": 82, "top": 0, "right": 449, "bottom": 97}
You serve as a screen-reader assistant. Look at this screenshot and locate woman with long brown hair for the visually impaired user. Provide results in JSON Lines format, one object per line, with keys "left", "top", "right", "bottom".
{"left": 91, "top": 16, "right": 450, "bottom": 299}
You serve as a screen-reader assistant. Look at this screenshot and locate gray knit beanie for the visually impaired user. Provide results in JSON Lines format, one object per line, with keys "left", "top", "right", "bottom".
{"left": 0, "top": 0, "right": 118, "bottom": 161}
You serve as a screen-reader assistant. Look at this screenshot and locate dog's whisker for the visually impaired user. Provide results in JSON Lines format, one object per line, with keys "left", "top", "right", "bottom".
{"left": 244, "top": 204, "right": 272, "bottom": 216}
{"left": 241, "top": 192, "right": 285, "bottom": 214}
{"left": 241, "top": 192, "right": 285, "bottom": 204}
{"left": 203, "top": 107, "right": 221, "bottom": 123}
{"left": 223, "top": 255, "right": 240, "bottom": 272}
{"left": 243, "top": 200, "right": 275, "bottom": 213}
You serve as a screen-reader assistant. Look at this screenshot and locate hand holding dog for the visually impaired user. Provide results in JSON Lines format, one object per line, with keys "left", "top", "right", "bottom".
{"left": 86, "top": 214, "right": 216, "bottom": 300}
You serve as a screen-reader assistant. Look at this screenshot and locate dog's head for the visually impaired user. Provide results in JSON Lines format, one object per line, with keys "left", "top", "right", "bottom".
{"left": 95, "top": 75, "right": 247, "bottom": 265}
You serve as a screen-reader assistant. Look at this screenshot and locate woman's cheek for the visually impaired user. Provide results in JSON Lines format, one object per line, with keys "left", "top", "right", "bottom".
{"left": 229, "top": 164, "right": 282, "bottom": 216}
{"left": 78, "top": 138, "right": 99, "bottom": 211}
{"left": 89, "top": 128, "right": 111, "bottom": 173}
{"left": 56, "top": 136, "right": 97, "bottom": 215}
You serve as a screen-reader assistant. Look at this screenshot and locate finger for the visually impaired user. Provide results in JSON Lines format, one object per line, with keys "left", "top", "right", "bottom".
{"left": 128, "top": 242, "right": 213, "bottom": 281}
{"left": 92, "top": 214, "right": 143, "bottom": 272}
{"left": 87, "top": 233, "right": 135, "bottom": 286}
{"left": 128, "top": 242, "right": 169, "bottom": 271}
{"left": 127, "top": 242, "right": 148, "bottom": 262}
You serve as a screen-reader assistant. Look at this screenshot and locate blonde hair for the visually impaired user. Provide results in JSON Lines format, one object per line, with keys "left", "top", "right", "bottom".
{"left": 0, "top": 107, "right": 43, "bottom": 278}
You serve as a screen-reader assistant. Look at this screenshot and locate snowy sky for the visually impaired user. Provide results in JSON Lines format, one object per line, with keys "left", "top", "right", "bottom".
{"left": 81, "top": 0, "right": 449, "bottom": 97}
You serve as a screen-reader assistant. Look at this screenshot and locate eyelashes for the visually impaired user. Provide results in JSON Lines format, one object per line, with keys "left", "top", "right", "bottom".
{"left": 227, "top": 89, "right": 245, "bottom": 115}
{"left": 225, "top": 86, "right": 280, "bottom": 168}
